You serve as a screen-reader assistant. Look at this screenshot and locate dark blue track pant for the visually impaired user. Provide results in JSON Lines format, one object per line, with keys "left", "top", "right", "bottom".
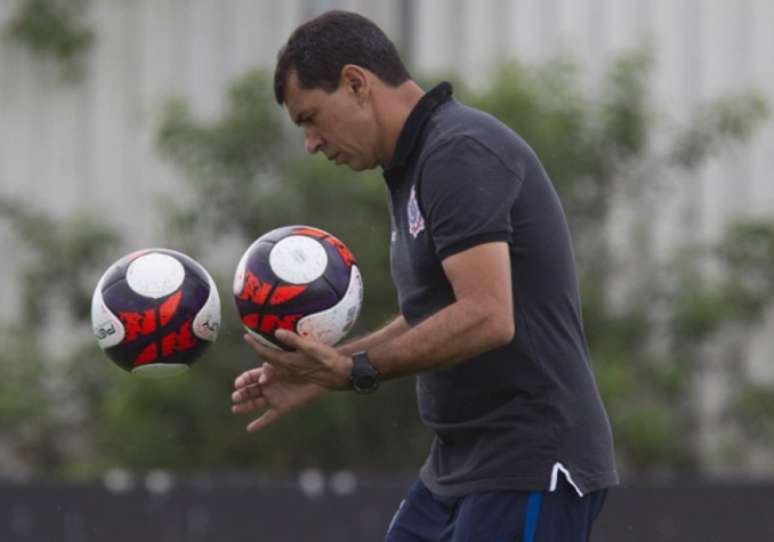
{"left": 385, "top": 477, "right": 607, "bottom": 542}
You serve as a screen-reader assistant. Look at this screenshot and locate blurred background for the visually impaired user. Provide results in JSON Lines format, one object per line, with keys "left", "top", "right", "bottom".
{"left": 1, "top": 0, "right": 774, "bottom": 540}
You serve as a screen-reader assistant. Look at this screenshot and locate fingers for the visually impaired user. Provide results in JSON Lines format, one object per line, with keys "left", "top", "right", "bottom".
{"left": 232, "top": 362, "right": 282, "bottom": 432}
{"left": 247, "top": 409, "right": 281, "bottom": 432}
{"left": 242, "top": 329, "right": 319, "bottom": 358}
{"left": 231, "top": 396, "right": 268, "bottom": 415}
{"left": 232, "top": 382, "right": 267, "bottom": 412}
{"left": 242, "top": 334, "right": 297, "bottom": 377}
{"left": 234, "top": 362, "right": 280, "bottom": 389}
{"left": 234, "top": 333, "right": 332, "bottom": 433}
{"left": 234, "top": 368, "right": 262, "bottom": 389}
{"left": 232, "top": 382, "right": 262, "bottom": 403}
{"left": 272, "top": 330, "right": 340, "bottom": 376}
{"left": 274, "top": 329, "right": 303, "bottom": 348}
{"left": 274, "top": 329, "right": 327, "bottom": 359}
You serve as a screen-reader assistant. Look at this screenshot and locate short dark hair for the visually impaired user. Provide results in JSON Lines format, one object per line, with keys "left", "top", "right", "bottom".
{"left": 274, "top": 10, "right": 411, "bottom": 105}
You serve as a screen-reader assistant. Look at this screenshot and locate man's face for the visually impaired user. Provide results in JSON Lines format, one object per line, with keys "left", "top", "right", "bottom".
{"left": 283, "top": 71, "right": 381, "bottom": 171}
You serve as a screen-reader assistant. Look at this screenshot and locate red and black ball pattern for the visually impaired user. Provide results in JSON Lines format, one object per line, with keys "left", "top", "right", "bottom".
{"left": 233, "top": 225, "right": 362, "bottom": 350}
{"left": 91, "top": 249, "right": 221, "bottom": 376}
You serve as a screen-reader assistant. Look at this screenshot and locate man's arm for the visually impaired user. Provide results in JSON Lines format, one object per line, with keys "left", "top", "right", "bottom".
{"left": 252, "top": 241, "right": 514, "bottom": 389}
{"left": 367, "top": 241, "right": 514, "bottom": 379}
{"left": 337, "top": 315, "right": 410, "bottom": 356}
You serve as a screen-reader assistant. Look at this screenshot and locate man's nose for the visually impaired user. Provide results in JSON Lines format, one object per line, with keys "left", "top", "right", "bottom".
{"left": 304, "top": 131, "right": 324, "bottom": 154}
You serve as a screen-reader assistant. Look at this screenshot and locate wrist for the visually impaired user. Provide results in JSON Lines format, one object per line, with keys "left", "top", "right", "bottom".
{"left": 349, "top": 351, "right": 380, "bottom": 394}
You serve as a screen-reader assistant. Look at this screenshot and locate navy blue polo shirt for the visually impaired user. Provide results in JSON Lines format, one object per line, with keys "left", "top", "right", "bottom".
{"left": 383, "top": 82, "right": 618, "bottom": 497}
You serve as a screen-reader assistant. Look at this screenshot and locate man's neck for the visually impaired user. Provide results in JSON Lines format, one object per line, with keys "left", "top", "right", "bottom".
{"left": 377, "top": 80, "right": 425, "bottom": 167}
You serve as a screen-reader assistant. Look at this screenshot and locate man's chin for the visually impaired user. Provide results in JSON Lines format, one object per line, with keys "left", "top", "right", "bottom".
{"left": 330, "top": 156, "right": 377, "bottom": 172}
{"left": 341, "top": 161, "right": 362, "bottom": 171}
{"left": 346, "top": 159, "right": 379, "bottom": 172}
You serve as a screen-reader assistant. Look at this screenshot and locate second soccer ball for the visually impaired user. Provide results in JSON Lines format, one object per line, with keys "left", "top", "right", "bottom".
{"left": 233, "top": 225, "right": 363, "bottom": 349}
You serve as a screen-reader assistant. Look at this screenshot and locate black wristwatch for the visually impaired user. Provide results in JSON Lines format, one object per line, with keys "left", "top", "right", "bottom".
{"left": 350, "top": 351, "right": 380, "bottom": 394}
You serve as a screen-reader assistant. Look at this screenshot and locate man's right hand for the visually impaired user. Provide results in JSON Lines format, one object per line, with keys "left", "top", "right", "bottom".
{"left": 231, "top": 363, "right": 325, "bottom": 432}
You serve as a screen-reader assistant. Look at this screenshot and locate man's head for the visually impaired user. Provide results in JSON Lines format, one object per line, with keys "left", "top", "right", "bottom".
{"left": 274, "top": 10, "right": 415, "bottom": 170}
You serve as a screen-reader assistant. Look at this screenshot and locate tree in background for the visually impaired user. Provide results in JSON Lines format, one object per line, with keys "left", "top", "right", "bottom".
{"left": 0, "top": 199, "right": 118, "bottom": 478}
{"left": 2, "top": 0, "right": 94, "bottom": 81}
{"left": 1, "top": 50, "right": 773, "bottom": 480}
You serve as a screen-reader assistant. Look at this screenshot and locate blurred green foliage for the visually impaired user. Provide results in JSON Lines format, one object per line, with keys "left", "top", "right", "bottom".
{"left": 0, "top": 199, "right": 119, "bottom": 323}
{"left": 3, "top": 0, "right": 94, "bottom": 81}
{"left": 1, "top": 50, "right": 773, "bottom": 481}
{"left": 729, "top": 384, "right": 774, "bottom": 447}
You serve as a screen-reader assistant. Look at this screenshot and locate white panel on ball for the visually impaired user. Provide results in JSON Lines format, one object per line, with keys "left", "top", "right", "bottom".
{"left": 90, "top": 276, "right": 126, "bottom": 349}
{"left": 269, "top": 236, "right": 328, "bottom": 284}
{"left": 126, "top": 252, "right": 185, "bottom": 299}
{"left": 192, "top": 267, "right": 222, "bottom": 342}
{"left": 233, "top": 237, "right": 258, "bottom": 296}
{"left": 297, "top": 265, "right": 363, "bottom": 345}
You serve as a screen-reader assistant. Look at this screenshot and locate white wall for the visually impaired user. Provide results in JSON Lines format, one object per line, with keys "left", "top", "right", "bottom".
{"left": 0, "top": 0, "right": 392, "bottom": 318}
{"left": 1, "top": 0, "right": 773, "bottom": 316}
{"left": 415, "top": 0, "right": 774, "bottom": 246}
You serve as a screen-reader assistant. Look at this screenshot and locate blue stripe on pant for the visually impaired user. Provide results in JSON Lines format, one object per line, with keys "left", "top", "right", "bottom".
{"left": 522, "top": 491, "right": 543, "bottom": 542}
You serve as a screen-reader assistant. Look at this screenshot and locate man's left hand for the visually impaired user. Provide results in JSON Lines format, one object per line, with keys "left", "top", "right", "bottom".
{"left": 243, "top": 330, "right": 352, "bottom": 390}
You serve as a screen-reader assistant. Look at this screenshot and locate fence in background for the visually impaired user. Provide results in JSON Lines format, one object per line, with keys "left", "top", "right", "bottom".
{"left": 2, "top": 476, "right": 773, "bottom": 541}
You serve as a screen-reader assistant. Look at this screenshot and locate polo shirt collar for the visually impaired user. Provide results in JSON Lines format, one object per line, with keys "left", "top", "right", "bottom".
{"left": 383, "top": 81, "right": 453, "bottom": 187}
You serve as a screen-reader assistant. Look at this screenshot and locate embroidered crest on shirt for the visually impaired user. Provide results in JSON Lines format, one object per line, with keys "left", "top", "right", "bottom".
{"left": 407, "top": 185, "right": 426, "bottom": 238}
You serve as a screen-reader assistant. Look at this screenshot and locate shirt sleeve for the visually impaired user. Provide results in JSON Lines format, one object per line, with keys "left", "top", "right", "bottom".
{"left": 418, "top": 136, "right": 524, "bottom": 260}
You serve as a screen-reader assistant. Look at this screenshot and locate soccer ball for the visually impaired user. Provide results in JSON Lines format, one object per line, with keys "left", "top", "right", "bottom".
{"left": 91, "top": 249, "right": 221, "bottom": 377}
{"left": 233, "top": 225, "right": 363, "bottom": 349}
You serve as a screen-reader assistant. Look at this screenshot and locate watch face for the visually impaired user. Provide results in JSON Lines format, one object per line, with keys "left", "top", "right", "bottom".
{"left": 355, "top": 375, "right": 377, "bottom": 391}
{"left": 353, "top": 373, "right": 379, "bottom": 393}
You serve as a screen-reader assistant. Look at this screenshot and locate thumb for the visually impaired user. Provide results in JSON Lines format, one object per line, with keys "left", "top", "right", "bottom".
{"left": 275, "top": 329, "right": 328, "bottom": 358}
{"left": 274, "top": 328, "right": 305, "bottom": 349}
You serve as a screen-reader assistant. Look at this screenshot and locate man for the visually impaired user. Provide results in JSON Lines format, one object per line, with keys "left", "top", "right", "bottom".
{"left": 231, "top": 10, "right": 618, "bottom": 542}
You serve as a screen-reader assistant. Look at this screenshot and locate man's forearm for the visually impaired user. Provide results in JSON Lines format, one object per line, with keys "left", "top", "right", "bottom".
{"left": 367, "top": 299, "right": 513, "bottom": 380}
{"left": 337, "top": 315, "right": 410, "bottom": 355}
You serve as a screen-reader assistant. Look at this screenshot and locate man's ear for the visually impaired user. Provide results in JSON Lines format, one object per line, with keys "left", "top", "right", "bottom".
{"left": 340, "top": 65, "right": 370, "bottom": 100}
